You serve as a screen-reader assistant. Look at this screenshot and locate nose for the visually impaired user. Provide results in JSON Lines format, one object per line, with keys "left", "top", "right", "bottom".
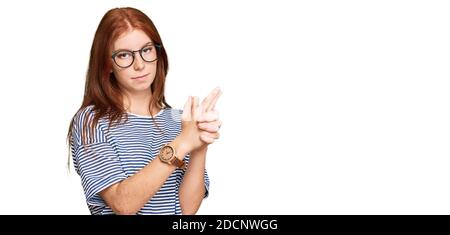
{"left": 133, "top": 51, "right": 145, "bottom": 71}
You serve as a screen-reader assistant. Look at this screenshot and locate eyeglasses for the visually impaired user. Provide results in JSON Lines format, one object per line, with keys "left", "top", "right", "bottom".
{"left": 111, "top": 44, "right": 161, "bottom": 68}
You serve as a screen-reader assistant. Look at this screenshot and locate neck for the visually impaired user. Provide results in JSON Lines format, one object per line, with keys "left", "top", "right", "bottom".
{"left": 123, "top": 89, "right": 159, "bottom": 116}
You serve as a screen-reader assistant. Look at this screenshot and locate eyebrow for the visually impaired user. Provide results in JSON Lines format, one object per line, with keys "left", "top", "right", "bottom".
{"left": 113, "top": 42, "right": 154, "bottom": 53}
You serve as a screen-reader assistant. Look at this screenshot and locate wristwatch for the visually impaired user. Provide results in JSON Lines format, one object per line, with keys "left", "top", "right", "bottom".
{"left": 158, "top": 144, "right": 185, "bottom": 169}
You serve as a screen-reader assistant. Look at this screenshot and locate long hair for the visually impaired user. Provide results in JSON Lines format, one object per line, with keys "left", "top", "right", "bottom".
{"left": 67, "top": 7, "right": 171, "bottom": 169}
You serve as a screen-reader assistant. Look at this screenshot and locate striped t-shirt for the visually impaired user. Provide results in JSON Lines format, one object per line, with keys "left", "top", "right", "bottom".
{"left": 70, "top": 105, "right": 209, "bottom": 215}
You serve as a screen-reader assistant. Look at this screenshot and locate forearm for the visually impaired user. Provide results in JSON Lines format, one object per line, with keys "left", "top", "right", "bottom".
{"left": 179, "top": 146, "right": 208, "bottom": 215}
{"left": 101, "top": 136, "right": 190, "bottom": 215}
{"left": 110, "top": 157, "right": 176, "bottom": 214}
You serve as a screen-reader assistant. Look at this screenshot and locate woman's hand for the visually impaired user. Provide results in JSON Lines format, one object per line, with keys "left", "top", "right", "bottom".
{"left": 178, "top": 87, "right": 222, "bottom": 153}
{"left": 197, "top": 87, "right": 222, "bottom": 144}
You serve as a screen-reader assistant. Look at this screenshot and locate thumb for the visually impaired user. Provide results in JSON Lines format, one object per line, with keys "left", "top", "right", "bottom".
{"left": 182, "top": 96, "right": 192, "bottom": 121}
{"left": 192, "top": 96, "right": 201, "bottom": 121}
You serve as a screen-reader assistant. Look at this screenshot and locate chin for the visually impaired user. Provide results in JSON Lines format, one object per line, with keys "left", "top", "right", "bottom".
{"left": 118, "top": 77, "right": 154, "bottom": 93}
{"left": 133, "top": 84, "right": 152, "bottom": 92}
{"left": 124, "top": 81, "right": 151, "bottom": 93}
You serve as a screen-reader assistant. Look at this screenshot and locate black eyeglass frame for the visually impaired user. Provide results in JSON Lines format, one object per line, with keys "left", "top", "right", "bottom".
{"left": 111, "top": 44, "right": 162, "bottom": 68}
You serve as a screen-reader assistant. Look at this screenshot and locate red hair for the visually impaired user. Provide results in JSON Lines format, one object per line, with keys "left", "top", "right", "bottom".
{"left": 67, "top": 7, "right": 170, "bottom": 165}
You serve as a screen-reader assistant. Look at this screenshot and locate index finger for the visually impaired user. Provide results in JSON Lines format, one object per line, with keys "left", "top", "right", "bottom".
{"left": 201, "top": 87, "right": 220, "bottom": 112}
{"left": 208, "top": 89, "right": 222, "bottom": 111}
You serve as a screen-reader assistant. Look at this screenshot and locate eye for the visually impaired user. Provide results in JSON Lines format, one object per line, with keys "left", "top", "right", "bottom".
{"left": 116, "top": 51, "right": 132, "bottom": 59}
{"left": 142, "top": 46, "right": 153, "bottom": 54}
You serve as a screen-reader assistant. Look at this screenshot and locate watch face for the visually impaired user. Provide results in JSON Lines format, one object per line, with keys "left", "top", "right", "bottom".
{"left": 160, "top": 146, "right": 174, "bottom": 162}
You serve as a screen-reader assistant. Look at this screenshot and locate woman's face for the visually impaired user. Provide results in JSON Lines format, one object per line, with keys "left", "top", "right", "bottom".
{"left": 111, "top": 29, "right": 158, "bottom": 95}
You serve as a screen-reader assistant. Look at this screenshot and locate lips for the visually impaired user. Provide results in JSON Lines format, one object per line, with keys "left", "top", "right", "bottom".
{"left": 131, "top": 73, "right": 149, "bottom": 79}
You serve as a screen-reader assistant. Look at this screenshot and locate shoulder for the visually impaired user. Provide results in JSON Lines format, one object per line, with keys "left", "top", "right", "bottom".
{"left": 72, "top": 105, "right": 100, "bottom": 129}
{"left": 73, "top": 105, "right": 95, "bottom": 122}
{"left": 71, "top": 105, "right": 107, "bottom": 145}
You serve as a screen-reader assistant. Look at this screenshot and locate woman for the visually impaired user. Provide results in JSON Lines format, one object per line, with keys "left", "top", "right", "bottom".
{"left": 67, "top": 7, "right": 222, "bottom": 215}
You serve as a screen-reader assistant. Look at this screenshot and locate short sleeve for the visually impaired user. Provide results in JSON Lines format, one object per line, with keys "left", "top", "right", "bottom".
{"left": 203, "top": 168, "right": 210, "bottom": 198}
{"left": 70, "top": 107, "right": 127, "bottom": 207}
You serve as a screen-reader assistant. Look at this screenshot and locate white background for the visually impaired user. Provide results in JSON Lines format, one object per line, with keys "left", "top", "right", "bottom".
{"left": 0, "top": 0, "right": 449, "bottom": 214}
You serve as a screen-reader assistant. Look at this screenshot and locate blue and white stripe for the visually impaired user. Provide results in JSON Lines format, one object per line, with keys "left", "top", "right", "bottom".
{"left": 71, "top": 105, "right": 209, "bottom": 215}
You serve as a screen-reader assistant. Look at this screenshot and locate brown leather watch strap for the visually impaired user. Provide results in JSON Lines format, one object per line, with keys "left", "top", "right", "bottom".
{"left": 171, "top": 156, "right": 185, "bottom": 169}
